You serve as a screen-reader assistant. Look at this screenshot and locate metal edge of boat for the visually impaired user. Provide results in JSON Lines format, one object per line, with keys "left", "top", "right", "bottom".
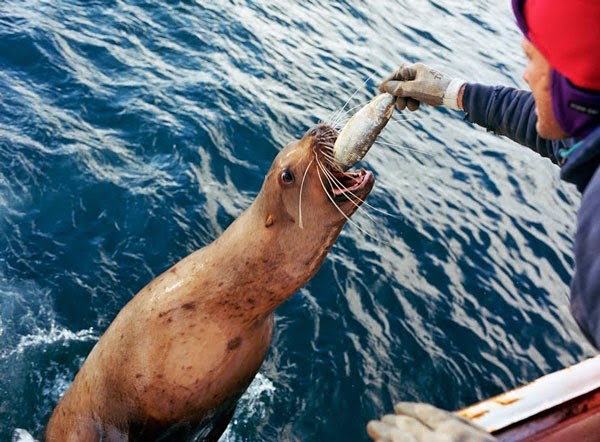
{"left": 458, "top": 354, "right": 600, "bottom": 441}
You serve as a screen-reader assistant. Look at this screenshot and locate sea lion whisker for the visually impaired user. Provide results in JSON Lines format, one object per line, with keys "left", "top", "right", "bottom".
{"left": 314, "top": 158, "right": 343, "bottom": 190}
{"left": 322, "top": 156, "right": 339, "bottom": 171}
{"left": 326, "top": 71, "right": 378, "bottom": 126}
{"left": 315, "top": 161, "right": 380, "bottom": 241}
{"left": 321, "top": 150, "right": 335, "bottom": 160}
{"left": 313, "top": 141, "right": 335, "bottom": 155}
{"left": 332, "top": 115, "right": 354, "bottom": 132}
{"left": 318, "top": 166, "right": 396, "bottom": 236}
{"left": 322, "top": 153, "right": 340, "bottom": 170}
{"left": 314, "top": 160, "right": 355, "bottom": 218}
{"left": 329, "top": 102, "right": 371, "bottom": 130}
{"left": 319, "top": 149, "right": 336, "bottom": 163}
{"left": 375, "top": 139, "right": 434, "bottom": 158}
{"left": 317, "top": 164, "right": 349, "bottom": 198}
{"left": 318, "top": 139, "right": 335, "bottom": 147}
{"left": 315, "top": 126, "right": 336, "bottom": 139}
{"left": 320, "top": 144, "right": 335, "bottom": 154}
{"left": 315, "top": 158, "right": 377, "bottom": 222}
{"left": 330, "top": 99, "right": 373, "bottom": 128}
{"left": 311, "top": 147, "right": 345, "bottom": 190}
{"left": 317, "top": 158, "right": 406, "bottom": 220}
{"left": 319, "top": 126, "right": 338, "bottom": 136}
{"left": 298, "top": 158, "right": 314, "bottom": 229}
{"left": 316, "top": 119, "right": 338, "bottom": 135}
{"left": 330, "top": 83, "right": 375, "bottom": 127}
{"left": 316, "top": 157, "right": 406, "bottom": 220}
{"left": 313, "top": 147, "right": 338, "bottom": 171}
{"left": 310, "top": 142, "right": 337, "bottom": 167}
{"left": 313, "top": 151, "right": 347, "bottom": 194}
{"left": 392, "top": 114, "right": 432, "bottom": 123}
{"left": 362, "top": 201, "right": 407, "bottom": 220}
{"left": 314, "top": 155, "right": 378, "bottom": 222}
{"left": 318, "top": 138, "right": 338, "bottom": 150}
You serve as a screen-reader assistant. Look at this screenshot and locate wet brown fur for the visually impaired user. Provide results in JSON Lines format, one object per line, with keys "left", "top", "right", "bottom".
{"left": 45, "top": 125, "right": 374, "bottom": 441}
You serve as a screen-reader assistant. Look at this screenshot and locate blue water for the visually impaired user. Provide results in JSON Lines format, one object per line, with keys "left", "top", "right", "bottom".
{"left": 0, "top": 1, "right": 595, "bottom": 440}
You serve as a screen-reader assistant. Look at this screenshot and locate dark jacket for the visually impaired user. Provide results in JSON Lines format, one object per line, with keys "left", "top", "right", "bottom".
{"left": 462, "top": 83, "right": 600, "bottom": 348}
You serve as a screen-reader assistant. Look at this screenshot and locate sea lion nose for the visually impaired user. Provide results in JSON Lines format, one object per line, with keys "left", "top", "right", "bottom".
{"left": 306, "top": 127, "right": 318, "bottom": 137}
{"left": 304, "top": 124, "right": 337, "bottom": 144}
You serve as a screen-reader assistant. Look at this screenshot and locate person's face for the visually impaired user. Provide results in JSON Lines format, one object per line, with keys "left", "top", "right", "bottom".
{"left": 521, "top": 38, "right": 568, "bottom": 139}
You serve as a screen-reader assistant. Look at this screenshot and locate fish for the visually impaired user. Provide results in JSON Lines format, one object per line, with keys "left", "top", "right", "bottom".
{"left": 332, "top": 93, "right": 395, "bottom": 171}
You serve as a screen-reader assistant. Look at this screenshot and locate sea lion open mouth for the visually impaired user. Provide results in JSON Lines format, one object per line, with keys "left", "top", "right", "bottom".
{"left": 330, "top": 168, "right": 374, "bottom": 202}
{"left": 311, "top": 123, "right": 375, "bottom": 204}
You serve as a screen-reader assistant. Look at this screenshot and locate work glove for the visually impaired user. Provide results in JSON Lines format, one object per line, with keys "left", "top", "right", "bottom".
{"left": 367, "top": 402, "right": 496, "bottom": 442}
{"left": 379, "top": 63, "right": 465, "bottom": 111}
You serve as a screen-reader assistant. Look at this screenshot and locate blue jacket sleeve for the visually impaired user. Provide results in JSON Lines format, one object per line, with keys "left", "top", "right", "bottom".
{"left": 464, "top": 84, "right": 600, "bottom": 349}
{"left": 461, "top": 83, "right": 568, "bottom": 165}
{"left": 570, "top": 168, "right": 600, "bottom": 348}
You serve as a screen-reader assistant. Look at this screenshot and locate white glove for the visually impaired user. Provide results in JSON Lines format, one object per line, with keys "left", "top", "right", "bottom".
{"left": 379, "top": 63, "right": 465, "bottom": 110}
{"left": 367, "top": 402, "right": 496, "bottom": 442}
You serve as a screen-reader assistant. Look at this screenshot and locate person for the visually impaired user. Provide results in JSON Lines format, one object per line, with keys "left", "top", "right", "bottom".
{"left": 367, "top": 0, "right": 600, "bottom": 440}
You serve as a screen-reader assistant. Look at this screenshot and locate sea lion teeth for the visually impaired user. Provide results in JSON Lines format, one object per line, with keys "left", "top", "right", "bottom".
{"left": 330, "top": 168, "right": 373, "bottom": 200}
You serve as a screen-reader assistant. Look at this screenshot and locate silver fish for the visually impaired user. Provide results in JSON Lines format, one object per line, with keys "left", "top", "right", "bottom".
{"left": 332, "top": 93, "right": 395, "bottom": 171}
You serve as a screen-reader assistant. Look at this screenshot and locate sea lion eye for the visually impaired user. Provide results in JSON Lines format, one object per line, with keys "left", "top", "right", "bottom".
{"left": 280, "top": 168, "right": 295, "bottom": 185}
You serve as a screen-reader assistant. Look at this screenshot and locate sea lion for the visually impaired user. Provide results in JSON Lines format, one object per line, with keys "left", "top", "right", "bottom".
{"left": 45, "top": 123, "right": 374, "bottom": 441}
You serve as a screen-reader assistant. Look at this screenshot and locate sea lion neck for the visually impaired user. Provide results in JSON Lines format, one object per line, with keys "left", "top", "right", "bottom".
{"left": 183, "top": 200, "right": 318, "bottom": 322}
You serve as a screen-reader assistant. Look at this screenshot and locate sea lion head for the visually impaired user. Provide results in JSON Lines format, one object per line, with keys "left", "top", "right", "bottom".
{"left": 255, "top": 123, "right": 374, "bottom": 258}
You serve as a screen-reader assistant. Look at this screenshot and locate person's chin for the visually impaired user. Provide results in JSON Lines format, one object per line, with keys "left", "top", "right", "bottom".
{"left": 536, "top": 119, "right": 567, "bottom": 140}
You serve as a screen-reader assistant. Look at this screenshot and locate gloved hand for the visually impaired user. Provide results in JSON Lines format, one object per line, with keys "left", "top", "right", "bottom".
{"left": 378, "top": 63, "right": 465, "bottom": 111}
{"left": 366, "top": 402, "right": 496, "bottom": 442}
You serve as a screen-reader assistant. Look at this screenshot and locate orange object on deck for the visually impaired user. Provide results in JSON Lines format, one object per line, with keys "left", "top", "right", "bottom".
{"left": 458, "top": 355, "right": 600, "bottom": 441}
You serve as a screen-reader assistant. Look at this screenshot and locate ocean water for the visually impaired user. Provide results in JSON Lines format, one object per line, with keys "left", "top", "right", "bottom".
{"left": 0, "top": 0, "right": 595, "bottom": 440}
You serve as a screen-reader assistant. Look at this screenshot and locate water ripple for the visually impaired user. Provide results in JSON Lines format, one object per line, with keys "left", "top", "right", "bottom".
{"left": 0, "top": 0, "right": 595, "bottom": 440}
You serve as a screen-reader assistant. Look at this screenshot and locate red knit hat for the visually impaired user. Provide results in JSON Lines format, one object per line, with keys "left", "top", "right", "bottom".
{"left": 522, "top": 0, "right": 600, "bottom": 91}
{"left": 513, "top": 0, "right": 600, "bottom": 137}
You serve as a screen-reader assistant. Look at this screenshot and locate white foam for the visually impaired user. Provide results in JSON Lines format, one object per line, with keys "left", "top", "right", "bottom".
{"left": 219, "top": 372, "right": 277, "bottom": 441}
{"left": 12, "top": 429, "right": 37, "bottom": 442}
{"left": 1, "top": 323, "right": 97, "bottom": 359}
{"left": 41, "top": 364, "right": 79, "bottom": 403}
